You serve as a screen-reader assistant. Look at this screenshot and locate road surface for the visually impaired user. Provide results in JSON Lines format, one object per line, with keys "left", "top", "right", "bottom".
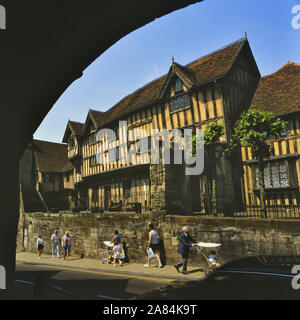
{"left": 14, "top": 262, "right": 175, "bottom": 300}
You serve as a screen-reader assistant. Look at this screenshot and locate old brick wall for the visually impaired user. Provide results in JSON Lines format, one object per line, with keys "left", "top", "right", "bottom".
{"left": 17, "top": 210, "right": 300, "bottom": 267}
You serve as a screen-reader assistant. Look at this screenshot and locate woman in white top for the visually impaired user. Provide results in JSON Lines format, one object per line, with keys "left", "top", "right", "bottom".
{"left": 37, "top": 234, "right": 44, "bottom": 259}
{"left": 144, "top": 223, "right": 162, "bottom": 268}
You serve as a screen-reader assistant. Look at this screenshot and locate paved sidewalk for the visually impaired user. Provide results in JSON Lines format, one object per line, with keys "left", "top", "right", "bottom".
{"left": 16, "top": 252, "right": 206, "bottom": 281}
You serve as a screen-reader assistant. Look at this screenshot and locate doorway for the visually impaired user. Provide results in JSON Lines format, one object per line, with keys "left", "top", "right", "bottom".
{"left": 104, "top": 185, "right": 111, "bottom": 210}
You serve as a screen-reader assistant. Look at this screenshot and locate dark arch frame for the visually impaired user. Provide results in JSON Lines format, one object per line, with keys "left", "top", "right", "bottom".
{"left": 0, "top": 0, "right": 203, "bottom": 298}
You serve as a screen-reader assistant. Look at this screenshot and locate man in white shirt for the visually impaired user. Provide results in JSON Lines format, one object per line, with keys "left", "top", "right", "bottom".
{"left": 51, "top": 230, "right": 60, "bottom": 258}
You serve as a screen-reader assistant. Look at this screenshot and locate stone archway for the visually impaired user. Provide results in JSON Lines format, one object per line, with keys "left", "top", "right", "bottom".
{"left": 0, "top": 0, "right": 203, "bottom": 298}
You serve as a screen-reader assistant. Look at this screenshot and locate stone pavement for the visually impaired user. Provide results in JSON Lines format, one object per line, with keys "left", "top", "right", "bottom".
{"left": 16, "top": 252, "right": 206, "bottom": 281}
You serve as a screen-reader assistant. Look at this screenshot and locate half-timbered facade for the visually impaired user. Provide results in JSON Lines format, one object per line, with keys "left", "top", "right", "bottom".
{"left": 241, "top": 62, "right": 300, "bottom": 211}
{"left": 63, "top": 37, "right": 261, "bottom": 214}
{"left": 20, "top": 139, "right": 75, "bottom": 212}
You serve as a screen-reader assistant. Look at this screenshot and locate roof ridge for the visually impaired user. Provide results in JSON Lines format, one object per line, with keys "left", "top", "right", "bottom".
{"left": 104, "top": 74, "right": 166, "bottom": 116}
{"left": 262, "top": 61, "right": 300, "bottom": 79}
{"left": 251, "top": 60, "right": 300, "bottom": 116}
{"left": 93, "top": 37, "right": 247, "bottom": 118}
{"left": 33, "top": 139, "right": 66, "bottom": 146}
{"left": 279, "top": 61, "right": 300, "bottom": 69}
{"left": 89, "top": 109, "right": 104, "bottom": 113}
{"left": 185, "top": 37, "right": 247, "bottom": 68}
{"left": 69, "top": 120, "right": 84, "bottom": 124}
{"left": 84, "top": 37, "right": 248, "bottom": 130}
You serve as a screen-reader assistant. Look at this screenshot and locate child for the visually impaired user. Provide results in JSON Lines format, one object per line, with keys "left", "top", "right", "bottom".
{"left": 208, "top": 250, "right": 221, "bottom": 268}
{"left": 112, "top": 240, "right": 125, "bottom": 266}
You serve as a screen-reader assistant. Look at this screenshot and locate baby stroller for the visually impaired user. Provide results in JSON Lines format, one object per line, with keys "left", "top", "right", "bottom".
{"left": 101, "top": 241, "right": 114, "bottom": 264}
{"left": 195, "top": 242, "right": 222, "bottom": 275}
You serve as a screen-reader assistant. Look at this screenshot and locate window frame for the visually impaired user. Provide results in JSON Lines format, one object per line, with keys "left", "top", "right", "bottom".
{"left": 69, "top": 135, "right": 75, "bottom": 149}
{"left": 87, "top": 133, "right": 97, "bottom": 146}
{"left": 174, "top": 78, "right": 183, "bottom": 93}
{"left": 252, "top": 159, "right": 298, "bottom": 190}
{"left": 169, "top": 92, "right": 191, "bottom": 114}
{"left": 89, "top": 155, "right": 97, "bottom": 167}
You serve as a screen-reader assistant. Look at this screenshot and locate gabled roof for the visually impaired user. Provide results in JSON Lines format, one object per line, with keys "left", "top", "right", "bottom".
{"left": 89, "top": 109, "right": 105, "bottom": 127}
{"left": 82, "top": 109, "right": 106, "bottom": 135}
{"left": 158, "top": 61, "right": 195, "bottom": 99}
{"left": 250, "top": 62, "right": 300, "bottom": 116}
{"left": 62, "top": 120, "right": 84, "bottom": 143}
{"left": 33, "top": 139, "right": 73, "bottom": 173}
{"left": 83, "top": 37, "right": 248, "bottom": 133}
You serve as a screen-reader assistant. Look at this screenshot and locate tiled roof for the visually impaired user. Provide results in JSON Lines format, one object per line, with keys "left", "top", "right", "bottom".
{"left": 62, "top": 120, "right": 85, "bottom": 142}
{"left": 85, "top": 38, "right": 248, "bottom": 130}
{"left": 33, "top": 139, "right": 73, "bottom": 173}
{"left": 89, "top": 109, "right": 105, "bottom": 127}
{"left": 69, "top": 121, "right": 84, "bottom": 136}
{"left": 250, "top": 62, "right": 300, "bottom": 116}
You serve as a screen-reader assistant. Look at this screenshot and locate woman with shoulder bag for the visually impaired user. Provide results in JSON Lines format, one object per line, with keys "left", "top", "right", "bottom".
{"left": 144, "top": 223, "right": 163, "bottom": 268}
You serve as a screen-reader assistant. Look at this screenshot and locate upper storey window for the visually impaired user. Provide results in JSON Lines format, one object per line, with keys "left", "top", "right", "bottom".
{"left": 169, "top": 77, "right": 190, "bottom": 113}
{"left": 174, "top": 78, "right": 182, "bottom": 93}
{"left": 88, "top": 133, "right": 97, "bottom": 146}
{"left": 169, "top": 94, "right": 190, "bottom": 113}
{"left": 69, "top": 136, "right": 75, "bottom": 148}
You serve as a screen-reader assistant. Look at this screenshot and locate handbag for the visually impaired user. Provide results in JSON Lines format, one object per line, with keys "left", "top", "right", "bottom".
{"left": 146, "top": 247, "right": 155, "bottom": 259}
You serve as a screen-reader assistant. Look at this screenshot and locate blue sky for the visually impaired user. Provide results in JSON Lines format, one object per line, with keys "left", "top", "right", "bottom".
{"left": 34, "top": 0, "right": 300, "bottom": 143}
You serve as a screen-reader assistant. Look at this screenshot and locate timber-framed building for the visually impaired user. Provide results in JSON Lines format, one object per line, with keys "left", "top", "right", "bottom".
{"left": 241, "top": 62, "right": 300, "bottom": 212}
{"left": 62, "top": 37, "right": 261, "bottom": 214}
{"left": 20, "top": 139, "right": 75, "bottom": 212}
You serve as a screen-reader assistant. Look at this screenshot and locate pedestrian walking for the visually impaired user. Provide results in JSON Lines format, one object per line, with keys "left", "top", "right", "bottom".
{"left": 174, "top": 226, "right": 199, "bottom": 275}
{"left": 112, "top": 240, "right": 125, "bottom": 266}
{"left": 144, "top": 223, "right": 163, "bottom": 268}
{"left": 51, "top": 230, "right": 60, "bottom": 258}
{"left": 37, "top": 234, "right": 44, "bottom": 259}
{"left": 61, "top": 231, "right": 72, "bottom": 261}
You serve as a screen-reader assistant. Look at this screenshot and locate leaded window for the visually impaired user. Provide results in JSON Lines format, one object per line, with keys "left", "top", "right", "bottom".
{"left": 69, "top": 136, "right": 75, "bottom": 148}
{"left": 88, "top": 133, "right": 96, "bottom": 145}
{"left": 254, "top": 160, "right": 296, "bottom": 189}
{"left": 89, "top": 155, "right": 97, "bottom": 167}
{"left": 174, "top": 78, "right": 182, "bottom": 93}
{"left": 169, "top": 94, "right": 190, "bottom": 113}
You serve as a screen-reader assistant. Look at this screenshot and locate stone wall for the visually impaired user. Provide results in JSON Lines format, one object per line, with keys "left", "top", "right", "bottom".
{"left": 17, "top": 210, "right": 300, "bottom": 267}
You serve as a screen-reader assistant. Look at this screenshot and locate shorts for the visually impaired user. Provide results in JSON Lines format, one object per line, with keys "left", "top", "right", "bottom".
{"left": 63, "top": 246, "right": 70, "bottom": 254}
{"left": 38, "top": 244, "right": 44, "bottom": 250}
{"left": 150, "top": 243, "right": 160, "bottom": 253}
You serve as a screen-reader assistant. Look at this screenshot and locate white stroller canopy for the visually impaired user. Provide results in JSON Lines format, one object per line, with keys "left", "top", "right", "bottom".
{"left": 103, "top": 241, "right": 114, "bottom": 247}
{"left": 197, "top": 242, "right": 221, "bottom": 248}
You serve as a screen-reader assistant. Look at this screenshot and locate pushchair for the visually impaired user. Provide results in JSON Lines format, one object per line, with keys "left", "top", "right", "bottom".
{"left": 195, "top": 242, "right": 222, "bottom": 275}
{"left": 101, "top": 241, "right": 114, "bottom": 264}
